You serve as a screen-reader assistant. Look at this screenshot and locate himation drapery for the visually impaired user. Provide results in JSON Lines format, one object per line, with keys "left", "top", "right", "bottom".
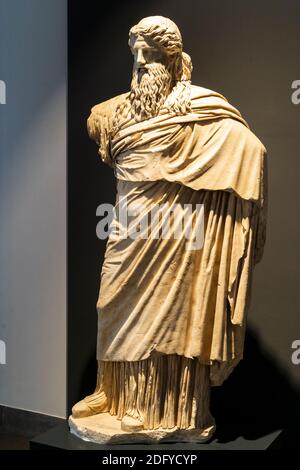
{"left": 86, "top": 85, "right": 267, "bottom": 427}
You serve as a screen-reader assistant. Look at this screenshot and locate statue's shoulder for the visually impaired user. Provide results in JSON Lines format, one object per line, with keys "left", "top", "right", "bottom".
{"left": 190, "top": 84, "right": 228, "bottom": 102}
{"left": 190, "top": 84, "right": 266, "bottom": 154}
{"left": 90, "top": 92, "right": 129, "bottom": 121}
{"left": 87, "top": 92, "right": 129, "bottom": 152}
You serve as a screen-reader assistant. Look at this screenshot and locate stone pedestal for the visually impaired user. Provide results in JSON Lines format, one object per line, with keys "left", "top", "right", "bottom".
{"left": 30, "top": 421, "right": 284, "bottom": 450}
{"left": 68, "top": 413, "right": 215, "bottom": 445}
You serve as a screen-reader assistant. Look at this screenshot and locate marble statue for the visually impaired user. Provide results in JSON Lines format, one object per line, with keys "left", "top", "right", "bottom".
{"left": 69, "top": 16, "right": 267, "bottom": 444}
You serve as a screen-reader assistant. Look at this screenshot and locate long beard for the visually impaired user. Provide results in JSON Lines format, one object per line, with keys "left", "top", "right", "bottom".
{"left": 130, "top": 63, "right": 173, "bottom": 122}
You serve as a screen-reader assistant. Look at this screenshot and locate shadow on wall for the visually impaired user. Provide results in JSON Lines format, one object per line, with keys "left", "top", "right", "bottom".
{"left": 77, "top": 349, "right": 98, "bottom": 405}
{"left": 211, "top": 326, "right": 300, "bottom": 448}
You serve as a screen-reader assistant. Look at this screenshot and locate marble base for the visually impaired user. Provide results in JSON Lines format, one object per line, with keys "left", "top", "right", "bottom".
{"left": 68, "top": 414, "right": 216, "bottom": 445}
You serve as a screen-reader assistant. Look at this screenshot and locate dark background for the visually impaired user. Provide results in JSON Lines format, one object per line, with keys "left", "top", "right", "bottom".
{"left": 68, "top": 0, "right": 300, "bottom": 447}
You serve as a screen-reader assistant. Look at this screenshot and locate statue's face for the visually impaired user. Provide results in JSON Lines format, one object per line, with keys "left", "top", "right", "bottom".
{"left": 129, "top": 35, "right": 173, "bottom": 121}
{"left": 131, "top": 37, "right": 166, "bottom": 74}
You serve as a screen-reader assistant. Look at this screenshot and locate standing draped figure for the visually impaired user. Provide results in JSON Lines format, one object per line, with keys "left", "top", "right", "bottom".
{"left": 71, "top": 16, "right": 267, "bottom": 441}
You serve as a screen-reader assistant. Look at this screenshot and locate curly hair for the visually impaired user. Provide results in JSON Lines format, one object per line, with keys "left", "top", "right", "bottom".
{"left": 129, "top": 16, "right": 192, "bottom": 84}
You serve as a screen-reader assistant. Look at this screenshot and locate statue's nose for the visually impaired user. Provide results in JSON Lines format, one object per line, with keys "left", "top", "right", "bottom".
{"left": 136, "top": 49, "right": 146, "bottom": 67}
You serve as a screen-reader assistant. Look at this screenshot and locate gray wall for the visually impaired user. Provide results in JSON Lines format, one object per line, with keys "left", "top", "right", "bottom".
{"left": 0, "top": 0, "right": 67, "bottom": 418}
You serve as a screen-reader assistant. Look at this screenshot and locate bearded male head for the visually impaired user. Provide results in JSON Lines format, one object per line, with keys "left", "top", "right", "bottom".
{"left": 113, "top": 16, "right": 193, "bottom": 128}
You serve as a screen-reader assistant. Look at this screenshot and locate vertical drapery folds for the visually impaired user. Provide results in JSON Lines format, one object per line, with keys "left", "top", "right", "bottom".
{"left": 97, "top": 354, "right": 214, "bottom": 430}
